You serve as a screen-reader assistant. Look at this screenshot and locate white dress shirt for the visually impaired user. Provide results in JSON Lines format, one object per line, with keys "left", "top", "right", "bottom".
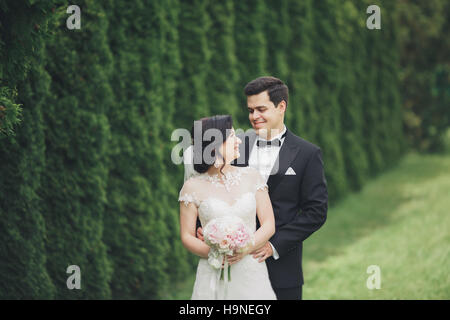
{"left": 248, "top": 125, "right": 287, "bottom": 260}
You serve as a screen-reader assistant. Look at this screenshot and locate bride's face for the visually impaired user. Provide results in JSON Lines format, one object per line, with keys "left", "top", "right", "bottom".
{"left": 218, "top": 128, "right": 241, "bottom": 164}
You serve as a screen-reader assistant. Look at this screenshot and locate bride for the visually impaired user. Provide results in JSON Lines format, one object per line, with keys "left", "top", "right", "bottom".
{"left": 178, "top": 115, "right": 277, "bottom": 300}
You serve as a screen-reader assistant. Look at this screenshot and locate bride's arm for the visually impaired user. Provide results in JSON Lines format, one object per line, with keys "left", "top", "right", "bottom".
{"left": 180, "top": 202, "right": 210, "bottom": 259}
{"left": 251, "top": 188, "right": 276, "bottom": 252}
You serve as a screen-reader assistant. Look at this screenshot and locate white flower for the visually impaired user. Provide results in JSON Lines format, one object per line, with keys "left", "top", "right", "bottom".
{"left": 208, "top": 255, "right": 222, "bottom": 269}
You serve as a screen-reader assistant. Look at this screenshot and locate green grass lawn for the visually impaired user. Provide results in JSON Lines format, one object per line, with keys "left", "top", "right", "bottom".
{"left": 170, "top": 152, "right": 450, "bottom": 299}
{"left": 303, "top": 152, "right": 450, "bottom": 299}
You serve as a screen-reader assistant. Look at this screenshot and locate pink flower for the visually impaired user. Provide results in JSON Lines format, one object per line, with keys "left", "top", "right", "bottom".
{"left": 219, "top": 239, "right": 230, "bottom": 249}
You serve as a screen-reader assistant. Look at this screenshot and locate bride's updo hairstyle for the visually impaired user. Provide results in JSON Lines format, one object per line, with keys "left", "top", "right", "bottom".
{"left": 190, "top": 115, "right": 233, "bottom": 175}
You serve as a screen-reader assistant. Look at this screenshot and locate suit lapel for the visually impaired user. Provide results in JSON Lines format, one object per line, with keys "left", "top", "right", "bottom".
{"left": 267, "top": 130, "right": 301, "bottom": 193}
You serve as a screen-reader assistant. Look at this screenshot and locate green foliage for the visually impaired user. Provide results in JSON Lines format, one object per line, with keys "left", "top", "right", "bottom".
{"left": 206, "top": 0, "right": 240, "bottom": 123}
{"left": 335, "top": 1, "right": 369, "bottom": 190}
{"left": 233, "top": 0, "right": 268, "bottom": 126}
{"left": 0, "top": 0, "right": 57, "bottom": 299}
{"left": 396, "top": 0, "right": 450, "bottom": 152}
{"left": 265, "top": 0, "right": 291, "bottom": 83}
{"left": 285, "top": 0, "right": 314, "bottom": 139}
{"left": 101, "top": 0, "right": 185, "bottom": 299}
{"left": 174, "top": 0, "right": 211, "bottom": 129}
{"left": 3, "top": 0, "right": 444, "bottom": 299}
{"left": 0, "top": 60, "right": 56, "bottom": 300}
{"left": 40, "top": 0, "right": 113, "bottom": 299}
{"left": 311, "top": 0, "right": 348, "bottom": 200}
{"left": 0, "top": 87, "right": 22, "bottom": 138}
{"left": 0, "top": 0, "right": 55, "bottom": 84}
{"left": 0, "top": 0, "right": 56, "bottom": 137}
{"left": 158, "top": 0, "right": 196, "bottom": 293}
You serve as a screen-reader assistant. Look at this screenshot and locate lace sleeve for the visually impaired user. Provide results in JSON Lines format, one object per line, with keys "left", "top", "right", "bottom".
{"left": 178, "top": 179, "right": 199, "bottom": 207}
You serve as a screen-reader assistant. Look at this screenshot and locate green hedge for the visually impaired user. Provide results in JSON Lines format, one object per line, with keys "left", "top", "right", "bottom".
{"left": 0, "top": 0, "right": 57, "bottom": 299}
{"left": 0, "top": 0, "right": 416, "bottom": 298}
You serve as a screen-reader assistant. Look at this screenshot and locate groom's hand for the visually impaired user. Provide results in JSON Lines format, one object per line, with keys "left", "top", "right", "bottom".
{"left": 252, "top": 242, "right": 273, "bottom": 263}
{"left": 196, "top": 227, "right": 204, "bottom": 241}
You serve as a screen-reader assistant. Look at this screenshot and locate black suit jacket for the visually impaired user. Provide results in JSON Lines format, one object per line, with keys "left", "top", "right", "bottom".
{"left": 232, "top": 128, "right": 328, "bottom": 288}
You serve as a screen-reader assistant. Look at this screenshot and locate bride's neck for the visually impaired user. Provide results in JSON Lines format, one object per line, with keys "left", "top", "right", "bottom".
{"left": 207, "top": 163, "right": 234, "bottom": 176}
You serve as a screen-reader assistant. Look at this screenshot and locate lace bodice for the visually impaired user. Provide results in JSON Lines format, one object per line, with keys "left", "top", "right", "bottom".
{"left": 178, "top": 166, "right": 268, "bottom": 232}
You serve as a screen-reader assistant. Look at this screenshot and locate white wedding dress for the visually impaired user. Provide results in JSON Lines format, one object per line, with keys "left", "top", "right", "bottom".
{"left": 179, "top": 166, "right": 277, "bottom": 300}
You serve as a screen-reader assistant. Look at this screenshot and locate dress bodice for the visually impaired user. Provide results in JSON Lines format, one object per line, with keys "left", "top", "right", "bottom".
{"left": 178, "top": 166, "right": 268, "bottom": 231}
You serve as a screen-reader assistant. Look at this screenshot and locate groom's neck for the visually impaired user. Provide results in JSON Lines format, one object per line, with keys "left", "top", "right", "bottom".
{"left": 257, "top": 123, "right": 285, "bottom": 140}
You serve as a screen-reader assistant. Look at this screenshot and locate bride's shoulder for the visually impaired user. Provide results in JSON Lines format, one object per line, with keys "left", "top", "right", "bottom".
{"left": 179, "top": 176, "right": 203, "bottom": 200}
{"left": 179, "top": 177, "right": 201, "bottom": 207}
{"left": 182, "top": 174, "right": 203, "bottom": 187}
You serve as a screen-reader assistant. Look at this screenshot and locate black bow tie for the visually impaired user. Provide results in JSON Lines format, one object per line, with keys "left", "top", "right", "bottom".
{"left": 257, "top": 138, "right": 281, "bottom": 148}
{"left": 256, "top": 130, "right": 287, "bottom": 148}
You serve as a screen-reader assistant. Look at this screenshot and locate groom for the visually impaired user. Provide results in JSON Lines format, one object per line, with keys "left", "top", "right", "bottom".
{"left": 198, "top": 76, "right": 328, "bottom": 300}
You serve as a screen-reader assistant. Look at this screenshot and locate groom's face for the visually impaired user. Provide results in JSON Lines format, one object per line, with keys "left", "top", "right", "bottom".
{"left": 247, "top": 90, "right": 285, "bottom": 137}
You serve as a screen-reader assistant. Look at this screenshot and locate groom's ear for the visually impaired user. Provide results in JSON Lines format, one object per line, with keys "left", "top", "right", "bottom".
{"left": 277, "top": 100, "right": 287, "bottom": 113}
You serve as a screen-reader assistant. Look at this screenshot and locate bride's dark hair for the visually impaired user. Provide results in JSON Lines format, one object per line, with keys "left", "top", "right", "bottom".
{"left": 190, "top": 115, "right": 233, "bottom": 175}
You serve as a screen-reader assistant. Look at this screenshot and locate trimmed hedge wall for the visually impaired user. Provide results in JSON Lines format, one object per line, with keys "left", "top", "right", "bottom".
{"left": 0, "top": 0, "right": 410, "bottom": 298}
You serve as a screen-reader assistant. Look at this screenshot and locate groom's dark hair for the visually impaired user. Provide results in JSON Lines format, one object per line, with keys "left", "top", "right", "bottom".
{"left": 244, "top": 76, "right": 289, "bottom": 108}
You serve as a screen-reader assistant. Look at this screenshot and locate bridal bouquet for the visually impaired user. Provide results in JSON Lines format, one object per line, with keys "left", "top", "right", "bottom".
{"left": 203, "top": 216, "right": 254, "bottom": 281}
